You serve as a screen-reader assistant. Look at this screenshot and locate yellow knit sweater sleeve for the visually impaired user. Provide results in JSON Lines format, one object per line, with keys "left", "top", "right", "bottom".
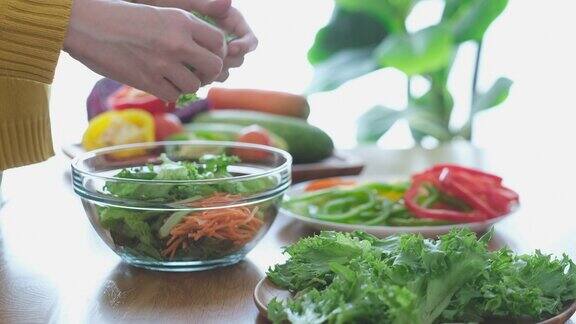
{"left": 0, "top": 0, "right": 72, "bottom": 170}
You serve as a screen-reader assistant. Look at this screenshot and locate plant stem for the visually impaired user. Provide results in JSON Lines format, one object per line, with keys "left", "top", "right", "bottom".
{"left": 466, "top": 40, "right": 483, "bottom": 141}
{"left": 406, "top": 76, "right": 422, "bottom": 146}
{"left": 407, "top": 76, "right": 412, "bottom": 101}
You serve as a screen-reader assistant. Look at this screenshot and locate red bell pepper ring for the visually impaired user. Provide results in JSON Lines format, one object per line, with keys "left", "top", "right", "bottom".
{"left": 108, "top": 85, "right": 176, "bottom": 114}
{"left": 432, "top": 164, "right": 502, "bottom": 185}
{"left": 486, "top": 187, "right": 519, "bottom": 213}
{"left": 404, "top": 178, "right": 488, "bottom": 223}
{"left": 439, "top": 170, "right": 500, "bottom": 218}
{"left": 404, "top": 164, "right": 519, "bottom": 223}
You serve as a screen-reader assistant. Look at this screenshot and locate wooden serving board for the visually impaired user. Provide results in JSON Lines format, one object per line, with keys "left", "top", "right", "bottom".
{"left": 62, "top": 144, "right": 364, "bottom": 183}
{"left": 254, "top": 278, "right": 576, "bottom": 324}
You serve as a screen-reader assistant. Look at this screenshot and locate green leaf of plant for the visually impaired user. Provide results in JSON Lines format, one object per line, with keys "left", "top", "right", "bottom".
{"left": 442, "top": 0, "right": 475, "bottom": 20}
{"left": 472, "top": 77, "right": 512, "bottom": 112}
{"left": 335, "top": 0, "right": 413, "bottom": 32}
{"left": 410, "top": 82, "right": 454, "bottom": 125}
{"left": 306, "top": 47, "right": 379, "bottom": 94}
{"left": 458, "top": 77, "right": 512, "bottom": 139}
{"left": 407, "top": 109, "right": 453, "bottom": 142}
{"left": 308, "top": 8, "right": 388, "bottom": 65}
{"left": 452, "top": 0, "right": 509, "bottom": 42}
{"left": 357, "top": 106, "right": 403, "bottom": 143}
{"left": 376, "top": 25, "right": 453, "bottom": 75}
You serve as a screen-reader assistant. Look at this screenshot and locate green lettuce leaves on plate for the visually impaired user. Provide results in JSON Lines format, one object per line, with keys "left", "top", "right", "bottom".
{"left": 266, "top": 229, "right": 576, "bottom": 324}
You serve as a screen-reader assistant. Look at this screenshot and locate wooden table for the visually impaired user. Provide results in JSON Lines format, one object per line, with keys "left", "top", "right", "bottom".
{"left": 0, "top": 147, "right": 575, "bottom": 323}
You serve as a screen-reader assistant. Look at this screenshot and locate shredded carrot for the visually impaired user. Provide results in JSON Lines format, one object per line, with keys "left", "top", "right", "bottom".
{"left": 162, "top": 194, "right": 264, "bottom": 259}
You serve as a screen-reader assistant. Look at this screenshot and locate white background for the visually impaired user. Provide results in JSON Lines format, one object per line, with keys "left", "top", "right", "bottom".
{"left": 49, "top": 0, "right": 576, "bottom": 153}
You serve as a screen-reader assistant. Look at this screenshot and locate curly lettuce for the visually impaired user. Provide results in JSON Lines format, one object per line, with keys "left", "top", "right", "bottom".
{"left": 267, "top": 229, "right": 576, "bottom": 324}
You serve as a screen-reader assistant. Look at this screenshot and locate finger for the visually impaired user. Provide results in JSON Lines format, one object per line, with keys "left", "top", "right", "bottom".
{"left": 204, "top": 0, "right": 232, "bottom": 18}
{"left": 216, "top": 70, "right": 229, "bottom": 82}
{"left": 215, "top": 9, "right": 257, "bottom": 55}
{"left": 188, "top": 16, "right": 227, "bottom": 59}
{"left": 227, "top": 33, "right": 258, "bottom": 56}
{"left": 224, "top": 55, "right": 244, "bottom": 69}
{"left": 182, "top": 43, "right": 224, "bottom": 84}
{"left": 164, "top": 63, "right": 201, "bottom": 94}
{"left": 216, "top": 7, "right": 251, "bottom": 35}
{"left": 151, "top": 77, "right": 182, "bottom": 102}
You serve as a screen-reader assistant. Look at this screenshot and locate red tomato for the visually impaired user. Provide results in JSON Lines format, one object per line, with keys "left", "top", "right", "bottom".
{"left": 153, "top": 113, "right": 184, "bottom": 141}
{"left": 232, "top": 125, "right": 273, "bottom": 161}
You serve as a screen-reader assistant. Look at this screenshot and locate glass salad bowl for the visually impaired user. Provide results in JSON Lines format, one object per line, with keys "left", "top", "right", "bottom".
{"left": 72, "top": 141, "right": 292, "bottom": 271}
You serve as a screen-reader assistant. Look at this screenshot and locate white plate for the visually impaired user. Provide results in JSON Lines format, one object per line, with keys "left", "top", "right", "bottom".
{"left": 280, "top": 175, "right": 514, "bottom": 238}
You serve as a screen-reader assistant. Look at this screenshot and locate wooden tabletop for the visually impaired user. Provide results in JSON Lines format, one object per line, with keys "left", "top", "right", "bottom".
{"left": 0, "top": 146, "right": 575, "bottom": 324}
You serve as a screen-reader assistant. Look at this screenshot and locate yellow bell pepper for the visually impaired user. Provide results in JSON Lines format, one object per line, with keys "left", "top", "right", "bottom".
{"left": 82, "top": 109, "right": 155, "bottom": 158}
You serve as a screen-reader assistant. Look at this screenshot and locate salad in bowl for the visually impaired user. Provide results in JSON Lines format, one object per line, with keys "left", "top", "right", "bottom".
{"left": 72, "top": 141, "right": 291, "bottom": 271}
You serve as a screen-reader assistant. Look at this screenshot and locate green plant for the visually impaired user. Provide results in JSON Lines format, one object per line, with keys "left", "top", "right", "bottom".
{"left": 307, "top": 0, "right": 512, "bottom": 145}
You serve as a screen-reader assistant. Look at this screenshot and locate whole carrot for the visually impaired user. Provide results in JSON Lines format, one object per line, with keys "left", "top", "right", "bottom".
{"left": 207, "top": 87, "right": 310, "bottom": 119}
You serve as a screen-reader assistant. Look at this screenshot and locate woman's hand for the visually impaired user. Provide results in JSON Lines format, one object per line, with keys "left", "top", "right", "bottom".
{"left": 64, "top": 0, "right": 227, "bottom": 101}
{"left": 134, "top": 0, "right": 258, "bottom": 82}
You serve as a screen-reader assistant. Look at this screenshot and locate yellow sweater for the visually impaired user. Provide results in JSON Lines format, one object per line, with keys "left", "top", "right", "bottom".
{"left": 0, "top": 0, "right": 72, "bottom": 170}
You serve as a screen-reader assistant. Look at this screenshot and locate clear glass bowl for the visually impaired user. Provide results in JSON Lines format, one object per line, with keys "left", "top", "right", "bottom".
{"left": 72, "top": 141, "right": 292, "bottom": 271}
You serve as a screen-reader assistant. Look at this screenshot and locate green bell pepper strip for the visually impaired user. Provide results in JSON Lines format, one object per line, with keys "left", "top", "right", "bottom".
{"left": 315, "top": 200, "right": 378, "bottom": 222}
{"left": 387, "top": 217, "right": 454, "bottom": 226}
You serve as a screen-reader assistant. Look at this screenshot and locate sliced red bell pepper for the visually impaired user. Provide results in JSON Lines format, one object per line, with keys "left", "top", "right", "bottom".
{"left": 108, "top": 85, "right": 175, "bottom": 114}
{"left": 432, "top": 163, "right": 502, "bottom": 184}
{"left": 404, "top": 178, "right": 487, "bottom": 222}
{"left": 404, "top": 164, "right": 519, "bottom": 223}
{"left": 439, "top": 170, "right": 500, "bottom": 218}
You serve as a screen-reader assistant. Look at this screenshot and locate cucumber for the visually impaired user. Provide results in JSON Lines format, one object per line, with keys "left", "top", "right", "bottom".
{"left": 184, "top": 123, "right": 242, "bottom": 141}
{"left": 194, "top": 111, "right": 334, "bottom": 163}
{"left": 182, "top": 122, "right": 289, "bottom": 151}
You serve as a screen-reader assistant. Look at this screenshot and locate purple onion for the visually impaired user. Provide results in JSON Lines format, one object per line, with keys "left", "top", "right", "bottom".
{"left": 86, "top": 78, "right": 122, "bottom": 120}
{"left": 173, "top": 99, "right": 211, "bottom": 123}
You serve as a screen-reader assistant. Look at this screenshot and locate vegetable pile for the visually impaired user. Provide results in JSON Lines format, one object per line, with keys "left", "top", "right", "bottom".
{"left": 284, "top": 164, "right": 518, "bottom": 226}
{"left": 97, "top": 154, "right": 276, "bottom": 261}
{"left": 83, "top": 79, "right": 333, "bottom": 163}
{"left": 266, "top": 229, "right": 576, "bottom": 323}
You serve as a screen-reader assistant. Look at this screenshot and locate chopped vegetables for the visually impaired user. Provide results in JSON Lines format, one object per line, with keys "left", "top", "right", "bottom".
{"left": 109, "top": 85, "right": 176, "bottom": 114}
{"left": 81, "top": 109, "right": 155, "bottom": 158}
{"left": 405, "top": 164, "right": 518, "bottom": 222}
{"left": 284, "top": 182, "right": 416, "bottom": 226}
{"left": 162, "top": 194, "right": 263, "bottom": 259}
{"left": 98, "top": 154, "right": 276, "bottom": 260}
{"left": 285, "top": 165, "right": 519, "bottom": 227}
{"left": 266, "top": 229, "right": 576, "bottom": 323}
